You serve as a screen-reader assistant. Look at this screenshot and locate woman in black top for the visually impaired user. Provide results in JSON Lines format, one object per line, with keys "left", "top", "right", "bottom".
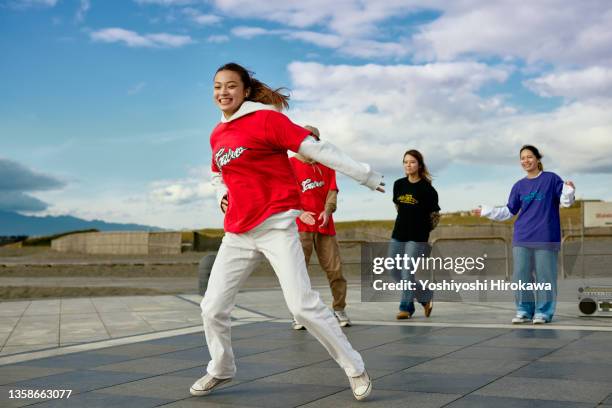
{"left": 390, "top": 150, "right": 440, "bottom": 319}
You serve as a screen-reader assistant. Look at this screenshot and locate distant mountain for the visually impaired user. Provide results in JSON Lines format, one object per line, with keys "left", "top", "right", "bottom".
{"left": 0, "top": 210, "right": 164, "bottom": 236}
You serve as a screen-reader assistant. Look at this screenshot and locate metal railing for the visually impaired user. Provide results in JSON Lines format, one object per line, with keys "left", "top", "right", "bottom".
{"left": 560, "top": 233, "right": 612, "bottom": 279}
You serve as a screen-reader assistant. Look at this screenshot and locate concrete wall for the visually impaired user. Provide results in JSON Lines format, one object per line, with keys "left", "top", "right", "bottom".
{"left": 52, "top": 231, "right": 182, "bottom": 255}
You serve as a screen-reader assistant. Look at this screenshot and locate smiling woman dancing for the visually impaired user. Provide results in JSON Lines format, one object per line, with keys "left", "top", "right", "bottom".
{"left": 474, "top": 145, "right": 575, "bottom": 324}
{"left": 189, "top": 62, "right": 384, "bottom": 401}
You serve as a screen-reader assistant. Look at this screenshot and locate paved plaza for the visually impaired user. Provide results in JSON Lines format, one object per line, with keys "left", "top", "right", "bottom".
{"left": 1, "top": 285, "right": 612, "bottom": 407}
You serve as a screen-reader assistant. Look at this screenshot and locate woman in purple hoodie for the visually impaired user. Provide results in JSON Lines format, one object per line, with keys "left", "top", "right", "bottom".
{"left": 474, "top": 145, "right": 575, "bottom": 324}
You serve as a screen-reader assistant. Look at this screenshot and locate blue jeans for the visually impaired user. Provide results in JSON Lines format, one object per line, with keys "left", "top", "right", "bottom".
{"left": 512, "top": 246, "right": 558, "bottom": 322}
{"left": 388, "top": 239, "right": 433, "bottom": 314}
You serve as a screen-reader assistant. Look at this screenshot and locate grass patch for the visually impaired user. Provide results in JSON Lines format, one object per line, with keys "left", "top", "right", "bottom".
{"left": 0, "top": 286, "right": 178, "bottom": 300}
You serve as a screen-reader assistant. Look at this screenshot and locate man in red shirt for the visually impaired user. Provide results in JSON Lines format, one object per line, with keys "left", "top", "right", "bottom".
{"left": 290, "top": 126, "right": 351, "bottom": 328}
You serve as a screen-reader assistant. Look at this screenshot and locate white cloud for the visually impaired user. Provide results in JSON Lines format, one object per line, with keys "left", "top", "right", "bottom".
{"left": 231, "top": 26, "right": 271, "bottom": 39}
{"left": 75, "top": 0, "right": 90, "bottom": 23}
{"left": 207, "top": 34, "right": 229, "bottom": 43}
{"left": 412, "top": 1, "right": 612, "bottom": 66}
{"left": 135, "top": 0, "right": 199, "bottom": 5}
{"left": 209, "top": 1, "right": 612, "bottom": 64}
{"left": 182, "top": 7, "right": 221, "bottom": 25}
{"left": 284, "top": 62, "right": 612, "bottom": 175}
{"left": 90, "top": 28, "right": 193, "bottom": 48}
{"left": 149, "top": 169, "right": 216, "bottom": 205}
{"left": 284, "top": 31, "right": 344, "bottom": 49}
{"left": 525, "top": 67, "right": 612, "bottom": 100}
{"left": 9, "top": 0, "right": 58, "bottom": 7}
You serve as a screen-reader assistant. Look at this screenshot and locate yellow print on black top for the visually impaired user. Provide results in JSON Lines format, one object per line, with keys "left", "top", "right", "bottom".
{"left": 397, "top": 194, "right": 418, "bottom": 205}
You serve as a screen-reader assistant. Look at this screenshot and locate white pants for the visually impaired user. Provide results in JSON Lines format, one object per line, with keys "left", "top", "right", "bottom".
{"left": 200, "top": 223, "right": 365, "bottom": 378}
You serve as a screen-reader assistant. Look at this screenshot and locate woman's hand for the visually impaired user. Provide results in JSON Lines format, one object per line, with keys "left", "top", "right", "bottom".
{"left": 472, "top": 207, "right": 482, "bottom": 217}
{"left": 376, "top": 181, "right": 385, "bottom": 193}
{"left": 299, "top": 211, "right": 316, "bottom": 225}
{"left": 565, "top": 180, "right": 575, "bottom": 189}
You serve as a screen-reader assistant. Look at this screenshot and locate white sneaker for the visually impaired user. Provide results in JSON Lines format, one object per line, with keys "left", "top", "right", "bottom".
{"left": 511, "top": 315, "right": 531, "bottom": 324}
{"left": 532, "top": 316, "right": 547, "bottom": 324}
{"left": 334, "top": 310, "right": 352, "bottom": 327}
{"left": 292, "top": 318, "right": 306, "bottom": 330}
{"left": 349, "top": 370, "right": 372, "bottom": 401}
{"left": 190, "top": 373, "right": 232, "bottom": 396}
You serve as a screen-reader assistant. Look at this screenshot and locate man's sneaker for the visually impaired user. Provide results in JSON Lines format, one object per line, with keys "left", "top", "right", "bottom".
{"left": 292, "top": 318, "right": 306, "bottom": 330}
{"left": 511, "top": 315, "right": 531, "bottom": 324}
{"left": 532, "top": 316, "right": 548, "bottom": 324}
{"left": 334, "top": 310, "right": 351, "bottom": 327}
{"left": 423, "top": 301, "right": 433, "bottom": 318}
{"left": 396, "top": 310, "right": 411, "bottom": 320}
{"left": 190, "top": 373, "right": 232, "bottom": 396}
{"left": 349, "top": 370, "right": 372, "bottom": 401}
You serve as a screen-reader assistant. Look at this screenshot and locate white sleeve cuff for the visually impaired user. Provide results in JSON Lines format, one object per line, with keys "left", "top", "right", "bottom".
{"left": 480, "top": 205, "right": 513, "bottom": 221}
{"left": 560, "top": 184, "right": 575, "bottom": 208}
{"left": 211, "top": 171, "right": 228, "bottom": 209}
{"left": 298, "top": 137, "right": 383, "bottom": 191}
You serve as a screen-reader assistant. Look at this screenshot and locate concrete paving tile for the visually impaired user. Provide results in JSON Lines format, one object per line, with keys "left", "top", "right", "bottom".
{"left": 445, "top": 345, "right": 555, "bottom": 361}
{"left": 300, "top": 389, "right": 461, "bottom": 408}
{"left": 562, "top": 337, "right": 612, "bottom": 352}
{"left": 540, "top": 347, "right": 612, "bottom": 364}
{"left": 0, "top": 317, "right": 20, "bottom": 332}
{"left": 22, "top": 300, "right": 60, "bottom": 316}
{"left": 510, "top": 361, "right": 612, "bottom": 383}
{"left": 4, "top": 330, "right": 59, "bottom": 347}
{"left": 501, "top": 329, "right": 590, "bottom": 340}
{"left": 59, "top": 318, "right": 109, "bottom": 344}
{"left": 236, "top": 348, "right": 332, "bottom": 366}
{"left": 404, "top": 357, "right": 528, "bottom": 376}
{"left": 93, "top": 343, "right": 190, "bottom": 358}
{"left": 445, "top": 395, "right": 595, "bottom": 408}
{"left": 105, "top": 327, "right": 156, "bottom": 338}
{"left": 60, "top": 299, "right": 96, "bottom": 314}
{"left": 27, "top": 391, "right": 171, "bottom": 408}
{"left": 11, "top": 370, "right": 150, "bottom": 393}
{"left": 474, "top": 376, "right": 612, "bottom": 403}
{"left": 95, "top": 374, "right": 225, "bottom": 400}
{"left": 231, "top": 337, "right": 311, "bottom": 356}
{"left": 0, "top": 344, "right": 58, "bottom": 357}
{"left": 0, "top": 365, "right": 73, "bottom": 385}
{"left": 477, "top": 336, "right": 575, "bottom": 349}
{"left": 156, "top": 347, "right": 210, "bottom": 362}
{"left": 260, "top": 366, "right": 393, "bottom": 387}
{"left": 20, "top": 352, "right": 132, "bottom": 369}
{"left": 367, "top": 342, "right": 463, "bottom": 358}
{"left": 172, "top": 361, "right": 299, "bottom": 382}
{"left": 431, "top": 327, "right": 509, "bottom": 338}
{"left": 0, "top": 301, "right": 30, "bottom": 317}
{"left": 229, "top": 322, "right": 308, "bottom": 340}
{"left": 190, "top": 379, "right": 345, "bottom": 408}
{"left": 394, "top": 334, "right": 490, "bottom": 347}
{"left": 360, "top": 351, "right": 430, "bottom": 370}
{"left": 375, "top": 371, "right": 499, "bottom": 394}
{"left": 93, "top": 357, "right": 202, "bottom": 375}
{"left": 160, "top": 398, "right": 260, "bottom": 408}
{"left": 146, "top": 333, "right": 206, "bottom": 347}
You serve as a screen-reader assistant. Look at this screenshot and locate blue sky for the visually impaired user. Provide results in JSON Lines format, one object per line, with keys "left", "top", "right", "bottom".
{"left": 1, "top": 0, "right": 611, "bottom": 229}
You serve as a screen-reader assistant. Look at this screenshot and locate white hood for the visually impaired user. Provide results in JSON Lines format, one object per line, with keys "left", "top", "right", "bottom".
{"left": 221, "top": 101, "right": 278, "bottom": 123}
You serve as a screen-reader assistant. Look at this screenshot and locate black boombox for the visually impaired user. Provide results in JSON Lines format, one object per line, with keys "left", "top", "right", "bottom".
{"left": 578, "top": 286, "right": 612, "bottom": 315}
